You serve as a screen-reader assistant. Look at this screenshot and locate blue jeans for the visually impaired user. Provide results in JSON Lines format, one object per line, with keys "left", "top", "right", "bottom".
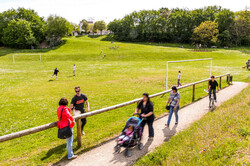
{"left": 167, "top": 106, "right": 179, "bottom": 125}
{"left": 66, "top": 128, "right": 74, "bottom": 159}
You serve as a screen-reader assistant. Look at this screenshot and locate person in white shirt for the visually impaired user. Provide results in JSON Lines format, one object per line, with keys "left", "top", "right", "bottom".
{"left": 73, "top": 64, "right": 76, "bottom": 76}
{"left": 177, "top": 71, "right": 182, "bottom": 87}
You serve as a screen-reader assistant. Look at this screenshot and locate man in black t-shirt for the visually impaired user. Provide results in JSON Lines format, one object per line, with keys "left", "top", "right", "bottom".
{"left": 51, "top": 68, "right": 59, "bottom": 80}
{"left": 208, "top": 76, "right": 219, "bottom": 102}
{"left": 70, "top": 86, "right": 90, "bottom": 135}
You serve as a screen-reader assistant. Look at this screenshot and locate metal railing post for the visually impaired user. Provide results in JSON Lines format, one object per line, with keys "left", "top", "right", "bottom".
{"left": 76, "top": 119, "right": 82, "bottom": 147}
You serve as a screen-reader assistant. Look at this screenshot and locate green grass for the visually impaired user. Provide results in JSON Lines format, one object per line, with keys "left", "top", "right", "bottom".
{"left": 135, "top": 85, "right": 250, "bottom": 166}
{"left": 0, "top": 36, "right": 249, "bottom": 165}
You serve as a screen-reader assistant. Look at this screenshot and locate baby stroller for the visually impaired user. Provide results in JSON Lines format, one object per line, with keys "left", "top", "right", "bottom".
{"left": 114, "top": 114, "right": 144, "bottom": 157}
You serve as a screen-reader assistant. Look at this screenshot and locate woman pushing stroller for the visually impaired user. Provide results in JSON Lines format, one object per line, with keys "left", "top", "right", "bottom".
{"left": 134, "top": 93, "right": 155, "bottom": 140}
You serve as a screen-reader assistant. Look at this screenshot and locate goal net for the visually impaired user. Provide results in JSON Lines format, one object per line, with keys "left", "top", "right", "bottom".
{"left": 166, "top": 58, "right": 212, "bottom": 90}
{"left": 12, "top": 54, "right": 42, "bottom": 63}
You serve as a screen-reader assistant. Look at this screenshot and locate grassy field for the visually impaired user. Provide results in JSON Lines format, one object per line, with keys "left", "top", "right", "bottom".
{"left": 0, "top": 36, "right": 249, "bottom": 165}
{"left": 135, "top": 85, "right": 250, "bottom": 166}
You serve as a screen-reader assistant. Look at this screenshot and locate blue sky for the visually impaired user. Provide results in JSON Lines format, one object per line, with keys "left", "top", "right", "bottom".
{"left": 0, "top": 0, "right": 249, "bottom": 24}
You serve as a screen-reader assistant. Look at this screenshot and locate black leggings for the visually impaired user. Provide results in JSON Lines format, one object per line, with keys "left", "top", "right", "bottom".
{"left": 81, "top": 118, "right": 87, "bottom": 131}
{"left": 141, "top": 118, "right": 154, "bottom": 137}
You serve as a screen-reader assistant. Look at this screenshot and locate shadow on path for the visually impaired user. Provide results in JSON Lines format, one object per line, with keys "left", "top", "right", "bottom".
{"left": 162, "top": 125, "right": 177, "bottom": 142}
{"left": 109, "top": 139, "right": 153, "bottom": 166}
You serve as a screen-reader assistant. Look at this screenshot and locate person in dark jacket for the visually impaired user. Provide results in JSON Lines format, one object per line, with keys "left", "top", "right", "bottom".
{"left": 134, "top": 93, "right": 155, "bottom": 140}
{"left": 57, "top": 98, "right": 77, "bottom": 160}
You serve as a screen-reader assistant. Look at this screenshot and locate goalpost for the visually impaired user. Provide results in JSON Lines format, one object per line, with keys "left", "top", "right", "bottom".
{"left": 166, "top": 58, "right": 212, "bottom": 90}
{"left": 12, "top": 54, "right": 42, "bottom": 63}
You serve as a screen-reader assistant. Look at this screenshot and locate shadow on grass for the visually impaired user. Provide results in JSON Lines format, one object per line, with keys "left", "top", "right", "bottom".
{"left": 0, "top": 40, "right": 67, "bottom": 57}
{"left": 88, "top": 35, "right": 103, "bottom": 39}
{"left": 41, "top": 143, "right": 67, "bottom": 161}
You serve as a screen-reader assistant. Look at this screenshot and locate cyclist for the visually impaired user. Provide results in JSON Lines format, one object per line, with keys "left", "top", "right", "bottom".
{"left": 208, "top": 76, "right": 219, "bottom": 104}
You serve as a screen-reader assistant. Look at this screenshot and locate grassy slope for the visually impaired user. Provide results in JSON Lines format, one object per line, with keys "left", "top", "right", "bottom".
{"left": 135, "top": 85, "right": 250, "bottom": 166}
{"left": 0, "top": 36, "right": 249, "bottom": 165}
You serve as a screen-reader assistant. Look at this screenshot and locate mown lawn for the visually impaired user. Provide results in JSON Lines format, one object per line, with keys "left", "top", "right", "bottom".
{"left": 0, "top": 36, "right": 249, "bottom": 165}
{"left": 135, "top": 85, "right": 250, "bottom": 166}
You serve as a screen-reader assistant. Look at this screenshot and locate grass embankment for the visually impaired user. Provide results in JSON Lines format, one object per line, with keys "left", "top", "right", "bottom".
{"left": 135, "top": 85, "right": 250, "bottom": 166}
{"left": 0, "top": 36, "right": 249, "bottom": 165}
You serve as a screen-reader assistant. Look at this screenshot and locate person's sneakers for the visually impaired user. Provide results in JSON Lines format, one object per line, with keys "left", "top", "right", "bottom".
{"left": 175, "top": 122, "right": 178, "bottom": 125}
{"left": 81, "top": 131, "right": 85, "bottom": 136}
{"left": 68, "top": 155, "right": 78, "bottom": 160}
{"left": 148, "top": 137, "right": 154, "bottom": 141}
{"left": 215, "top": 100, "right": 217, "bottom": 103}
{"left": 165, "top": 124, "right": 169, "bottom": 128}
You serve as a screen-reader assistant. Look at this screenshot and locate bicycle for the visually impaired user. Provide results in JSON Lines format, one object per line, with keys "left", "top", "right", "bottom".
{"left": 204, "top": 89, "right": 217, "bottom": 109}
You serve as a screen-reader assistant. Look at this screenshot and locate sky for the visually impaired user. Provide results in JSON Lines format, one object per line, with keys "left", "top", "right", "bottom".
{"left": 0, "top": 0, "right": 249, "bottom": 24}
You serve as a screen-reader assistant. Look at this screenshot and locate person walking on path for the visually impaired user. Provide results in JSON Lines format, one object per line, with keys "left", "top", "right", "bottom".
{"left": 208, "top": 76, "right": 219, "bottom": 103}
{"left": 73, "top": 64, "right": 76, "bottom": 76}
{"left": 70, "top": 86, "right": 90, "bottom": 135}
{"left": 51, "top": 67, "right": 59, "bottom": 80}
{"left": 166, "top": 86, "right": 180, "bottom": 128}
{"left": 177, "top": 71, "right": 182, "bottom": 87}
{"left": 134, "top": 93, "right": 155, "bottom": 140}
{"left": 57, "top": 98, "right": 77, "bottom": 160}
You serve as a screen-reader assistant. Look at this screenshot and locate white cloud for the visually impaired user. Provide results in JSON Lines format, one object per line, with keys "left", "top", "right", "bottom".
{"left": 0, "top": 0, "right": 249, "bottom": 24}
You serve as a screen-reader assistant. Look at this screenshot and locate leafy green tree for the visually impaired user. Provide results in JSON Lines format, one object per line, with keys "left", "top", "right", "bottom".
{"left": 0, "top": 8, "right": 46, "bottom": 45}
{"left": 229, "top": 10, "right": 250, "bottom": 46}
{"left": 93, "top": 21, "right": 107, "bottom": 34}
{"left": 192, "top": 21, "right": 219, "bottom": 46}
{"left": 218, "top": 30, "right": 231, "bottom": 46}
{"left": 46, "top": 15, "right": 71, "bottom": 38}
{"left": 2, "top": 19, "right": 37, "bottom": 48}
{"left": 46, "top": 15, "right": 71, "bottom": 46}
{"left": 81, "top": 21, "right": 89, "bottom": 33}
{"left": 216, "top": 9, "right": 235, "bottom": 33}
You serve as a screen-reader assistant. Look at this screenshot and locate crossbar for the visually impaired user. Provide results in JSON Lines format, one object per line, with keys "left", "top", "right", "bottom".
{"left": 166, "top": 58, "right": 213, "bottom": 89}
{"left": 0, "top": 73, "right": 230, "bottom": 143}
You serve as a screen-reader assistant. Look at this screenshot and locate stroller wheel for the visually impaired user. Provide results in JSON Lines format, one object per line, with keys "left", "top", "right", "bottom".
{"left": 125, "top": 149, "right": 132, "bottom": 157}
{"left": 114, "top": 145, "right": 121, "bottom": 153}
{"left": 138, "top": 143, "right": 143, "bottom": 150}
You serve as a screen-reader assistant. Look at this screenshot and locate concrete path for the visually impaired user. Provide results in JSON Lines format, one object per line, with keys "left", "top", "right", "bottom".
{"left": 57, "top": 82, "right": 248, "bottom": 166}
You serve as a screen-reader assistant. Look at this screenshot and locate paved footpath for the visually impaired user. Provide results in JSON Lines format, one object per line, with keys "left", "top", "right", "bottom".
{"left": 57, "top": 82, "right": 248, "bottom": 166}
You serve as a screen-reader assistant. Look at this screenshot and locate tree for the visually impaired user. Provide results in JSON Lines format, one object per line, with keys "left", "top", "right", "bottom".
{"left": 81, "top": 21, "right": 89, "bottom": 33}
{"left": 218, "top": 30, "right": 231, "bottom": 46}
{"left": 93, "top": 21, "right": 107, "bottom": 34}
{"left": 2, "top": 19, "right": 37, "bottom": 48}
{"left": 216, "top": 9, "right": 235, "bottom": 33}
{"left": 192, "top": 21, "right": 219, "bottom": 46}
{"left": 0, "top": 8, "right": 46, "bottom": 45}
{"left": 46, "top": 15, "right": 71, "bottom": 46}
{"left": 229, "top": 10, "right": 250, "bottom": 46}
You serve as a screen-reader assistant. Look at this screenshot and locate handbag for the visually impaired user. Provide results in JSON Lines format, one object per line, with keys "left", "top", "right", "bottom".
{"left": 58, "top": 107, "right": 73, "bottom": 139}
{"left": 166, "top": 93, "right": 178, "bottom": 110}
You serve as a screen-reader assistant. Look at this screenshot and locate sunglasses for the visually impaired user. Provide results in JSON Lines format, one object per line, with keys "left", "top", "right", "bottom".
{"left": 75, "top": 91, "right": 80, "bottom": 93}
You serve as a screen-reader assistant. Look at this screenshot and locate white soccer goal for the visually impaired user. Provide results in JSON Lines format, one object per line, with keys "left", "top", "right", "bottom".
{"left": 166, "top": 58, "right": 212, "bottom": 90}
{"left": 12, "top": 54, "right": 42, "bottom": 63}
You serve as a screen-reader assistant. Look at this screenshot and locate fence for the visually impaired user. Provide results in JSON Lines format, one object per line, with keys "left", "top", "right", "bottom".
{"left": 0, "top": 73, "right": 231, "bottom": 147}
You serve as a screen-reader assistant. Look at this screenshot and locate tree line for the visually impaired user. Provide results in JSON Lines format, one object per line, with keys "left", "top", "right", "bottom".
{"left": 0, "top": 8, "right": 107, "bottom": 49}
{"left": 107, "top": 6, "right": 250, "bottom": 46}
